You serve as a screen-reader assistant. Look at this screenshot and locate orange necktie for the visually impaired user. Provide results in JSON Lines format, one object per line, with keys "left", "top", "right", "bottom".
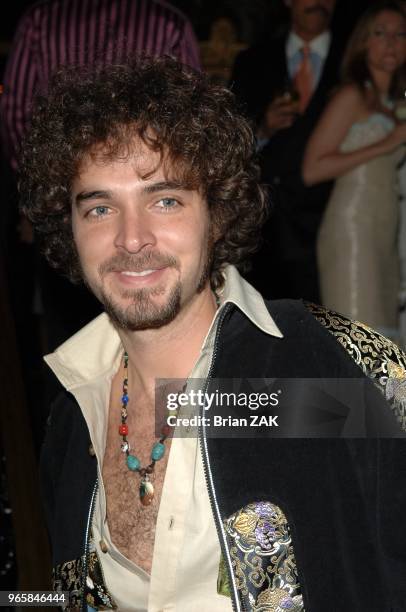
{"left": 294, "top": 45, "right": 314, "bottom": 114}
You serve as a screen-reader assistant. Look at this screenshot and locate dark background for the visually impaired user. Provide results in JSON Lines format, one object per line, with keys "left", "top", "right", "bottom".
{"left": 0, "top": 0, "right": 372, "bottom": 61}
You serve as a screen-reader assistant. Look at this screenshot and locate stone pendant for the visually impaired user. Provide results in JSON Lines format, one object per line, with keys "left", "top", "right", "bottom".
{"left": 140, "top": 477, "right": 154, "bottom": 506}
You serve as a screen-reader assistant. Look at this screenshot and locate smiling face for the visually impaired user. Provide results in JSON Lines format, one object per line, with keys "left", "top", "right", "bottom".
{"left": 71, "top": 141, "right": 214, "bottom": 331}
{"left": 366, "top": 10, "right": 406, "bottom": 75}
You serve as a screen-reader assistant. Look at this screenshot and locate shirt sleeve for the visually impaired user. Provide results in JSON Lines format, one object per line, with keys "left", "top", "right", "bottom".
{"left": 0, "top": 7, "right": 40, "bottom": 171}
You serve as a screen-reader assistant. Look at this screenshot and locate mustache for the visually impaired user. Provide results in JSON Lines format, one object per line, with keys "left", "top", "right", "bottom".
{"left": 305, "top": 4, "right": 331, "bottom": 17}
{"left": 98, "top": 251, "right": 179, "bottom": 275}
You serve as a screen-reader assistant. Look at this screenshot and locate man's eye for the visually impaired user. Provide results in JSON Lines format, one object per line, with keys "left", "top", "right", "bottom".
{"left": 88, "top": 205, "right": 110, "bottom": 218}
{"left": 156, "top": 197, "right": 179, "bottom": 211}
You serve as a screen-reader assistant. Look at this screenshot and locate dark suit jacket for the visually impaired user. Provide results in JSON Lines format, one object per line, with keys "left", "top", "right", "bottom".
{"left": 230, "top": 31, "right": 343, "bottom": 300}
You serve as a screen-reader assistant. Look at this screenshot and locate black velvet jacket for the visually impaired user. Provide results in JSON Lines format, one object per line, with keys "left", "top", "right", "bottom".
{"left": 41, "top": 300, "right": 406, "bottom": 611}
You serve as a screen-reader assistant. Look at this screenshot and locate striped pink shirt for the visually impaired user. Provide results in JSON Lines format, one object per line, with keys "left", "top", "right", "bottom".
{"left": 0, "top": 0, "right": 201, "bottom": 169}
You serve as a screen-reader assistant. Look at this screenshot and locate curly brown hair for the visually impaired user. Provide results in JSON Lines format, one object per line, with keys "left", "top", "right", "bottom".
{"left": 20, "top": 55, "right": 267, "bottom": 290}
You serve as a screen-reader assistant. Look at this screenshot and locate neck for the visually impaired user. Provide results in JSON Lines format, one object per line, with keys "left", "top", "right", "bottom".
{"left": 370, "top": 68, "right": 392, "bottom": 96}
{"left": 117, "top": 285, "right": 218, "bottom": 396}
{"left": 292, "top": 26, "right": 326, "bottom": 43}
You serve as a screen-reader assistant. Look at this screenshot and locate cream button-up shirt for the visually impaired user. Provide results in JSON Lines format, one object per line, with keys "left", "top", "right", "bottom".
{"left": 45, "top": 266, "right": 283, "bottom": 611}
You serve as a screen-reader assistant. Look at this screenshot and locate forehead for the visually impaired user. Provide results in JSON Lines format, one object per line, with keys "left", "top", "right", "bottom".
{"left": 76, "top": 137, "right": 186, "bottom": 185}
{"left": 290, "top": 0, "right": 335, "bottom": 11}
{"left": 371, "top": 10, "right": 406, "bottom": 28}
{"left": 77, "top": 137, "right": 159, "bottom": 177}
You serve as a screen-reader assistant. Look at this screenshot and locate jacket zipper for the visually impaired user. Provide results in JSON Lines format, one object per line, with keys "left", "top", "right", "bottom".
{"left": 199, "top": 303, "right": 244, "bottom": 612}
{"left": 79, "top": 305, "right": 241, "bottom": 611}
{"left": 81, "top": 478, "right": 99, "bottom": 611}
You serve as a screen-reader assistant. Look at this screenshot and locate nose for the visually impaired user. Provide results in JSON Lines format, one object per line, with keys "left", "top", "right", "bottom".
{"left": 383, "top": 32, "right": 399, "bottom": 48}
{"left": 114, "top": 208, "right": 157, "bottom": 254}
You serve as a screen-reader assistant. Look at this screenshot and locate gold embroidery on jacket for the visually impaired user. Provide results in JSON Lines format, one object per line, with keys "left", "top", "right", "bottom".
{"left": 85, "top": 536, "right": 117, "bottom": 609}
{"left": 53, "top": 537, "right": 116, "bottom": 610}
{"left": 305, "top": 303, "right": 406, "bottom": 431}
{"left": 222, "top": 501, "right": 305, "bottom": 611}
{"left": 53, "top": 558, "right": 82, "bottom": 611}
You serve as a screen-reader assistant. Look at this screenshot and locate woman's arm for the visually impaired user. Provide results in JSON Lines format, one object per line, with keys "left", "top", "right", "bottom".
{"left": 302, "top": 85, "right": 406, "bottom": 186}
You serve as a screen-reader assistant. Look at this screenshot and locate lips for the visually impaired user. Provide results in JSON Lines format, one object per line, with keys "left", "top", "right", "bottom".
{"left": 99, "top": 252, "right": 180, "bottom": 277}
{"left": 112, "top": 266, "right": 169, "bottom": 287}
{"left": 120, "top": 269, "right": 160, "bottom": 277}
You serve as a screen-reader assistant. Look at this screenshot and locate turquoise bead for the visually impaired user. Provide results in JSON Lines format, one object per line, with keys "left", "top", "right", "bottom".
{"left": 126, "top": 454, "right": 140, "bottom": 471}
{"left": 151, "top": 442, "right": 165, "bottom": 461}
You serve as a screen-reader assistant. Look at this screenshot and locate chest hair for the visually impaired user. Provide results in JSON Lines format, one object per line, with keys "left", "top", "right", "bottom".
{"left": 102, "top": 376, "right": 171, "bottom": 574}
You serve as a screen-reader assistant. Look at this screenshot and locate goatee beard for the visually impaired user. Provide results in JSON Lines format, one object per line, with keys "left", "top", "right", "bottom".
{"left": 102, "top": 280, "right": 182, "bottom": 331}
{"left": 97, "top": 251, "right": 182, "bottom": 331}
{"left": 80, "top": 233, "right": 214, "bottom": 331}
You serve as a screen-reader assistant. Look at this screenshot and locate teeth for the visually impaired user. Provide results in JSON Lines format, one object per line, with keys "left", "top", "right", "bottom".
{"left": 121, "top": 269, "right": 156, "bottom": 277}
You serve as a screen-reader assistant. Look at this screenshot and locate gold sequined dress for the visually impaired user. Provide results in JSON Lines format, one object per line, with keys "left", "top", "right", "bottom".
{"left": 317, "top": 113, "right": 402, "bottom": 338}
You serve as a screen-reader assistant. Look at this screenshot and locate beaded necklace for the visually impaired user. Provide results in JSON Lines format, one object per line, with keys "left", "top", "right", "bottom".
{"left": 119, "top": 292, "right": 220, "bottom": 505}
{"left": 119, "top": 352, "right": 172, "bottom": 507}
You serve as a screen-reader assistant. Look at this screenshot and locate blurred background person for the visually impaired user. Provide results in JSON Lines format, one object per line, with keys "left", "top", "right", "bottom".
{"left": 199, "top": 17, "right": 247, "bottom": 86}
{"left": 230, "top": 0, "right": 341, "bottom": 302}
{"left": 1, "top": 0, "right": 201, "bottom": 174}
{"left": 303, "top": 0, "right": 406, "bottom": 340}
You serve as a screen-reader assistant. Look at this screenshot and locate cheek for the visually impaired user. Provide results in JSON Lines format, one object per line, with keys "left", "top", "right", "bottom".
{"left": 72, "top": 226, "right": 106, "bottom": 275}
{"left": 72, "top": 218, "right": 87, "bottom": 259}
{"left": 72, "top": 226, "right": 87, "bottom": 259}
{"left": 368, "top": 38, "right": 379, "bottom": 52}
{"left": 367, "top": 42, "right": 382, "bottom": 62}
{"left": 396, "top": 41, "right": 406, "bottom": 59}
{"left": 71, "top": 229, "right": 84, "bottom": 263}
{"left": 181, "top": 222, "right": 211, "bottom": 269}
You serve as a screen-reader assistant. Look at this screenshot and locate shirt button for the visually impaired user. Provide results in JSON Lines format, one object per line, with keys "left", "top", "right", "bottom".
{"left": 88, "top": 444, "right": 96, "bottom": 456}
{"left": 273, "top": 176, "right": 281, "bottom": 185}
{"left": 99, "top": 539, "right": 108, "bottom": 553}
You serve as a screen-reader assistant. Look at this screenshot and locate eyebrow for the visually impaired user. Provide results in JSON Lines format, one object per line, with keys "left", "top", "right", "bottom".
{"left": 75, "top": 190, "right": 112, "bottom": 205}
{"left": 142, "top": 180, "right": 189, "bottom": 194}
{"left": 74, "top": 180, "right": 189, "bottom": 206}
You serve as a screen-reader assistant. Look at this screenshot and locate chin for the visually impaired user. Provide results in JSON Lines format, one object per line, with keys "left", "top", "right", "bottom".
{"left": 306, "top": 19, "right": 328, "bottom": 34}
{"left": 101, "top": 283, "right": 182, "bottom": 331}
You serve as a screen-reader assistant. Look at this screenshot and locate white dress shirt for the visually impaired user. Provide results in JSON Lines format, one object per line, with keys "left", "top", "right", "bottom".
{"left": 286, "top": 30, "right": 331, "bottom": 91}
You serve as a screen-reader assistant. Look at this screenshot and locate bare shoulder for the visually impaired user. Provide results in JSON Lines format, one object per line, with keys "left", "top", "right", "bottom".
{"left": 304, "top": 84, "right": 365, "bottom": 161}
{"left": 328, "top": 84, "right": 367, "bottom": 116}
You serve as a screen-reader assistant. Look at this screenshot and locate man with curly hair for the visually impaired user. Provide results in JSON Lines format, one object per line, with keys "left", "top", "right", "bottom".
{"left": 21, "top": 56, "right": 406, "bottom": 611}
